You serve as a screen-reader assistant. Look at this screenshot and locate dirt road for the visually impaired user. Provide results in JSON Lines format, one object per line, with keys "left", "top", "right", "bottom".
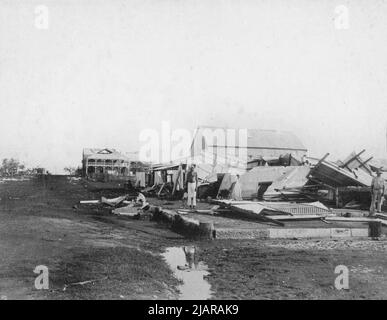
{"left": 0, "top": 175, "right": 182, "bottom": 299}
{"left": 1, "top": 176, "right": 386, "bottom": 299}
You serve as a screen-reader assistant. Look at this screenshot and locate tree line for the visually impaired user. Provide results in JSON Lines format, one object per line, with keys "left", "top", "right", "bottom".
{"left": 0, "top": 158, "right": 82, "bottom": 177}
{"left": 0, "top": 158, "right": 48, "bottom": 177}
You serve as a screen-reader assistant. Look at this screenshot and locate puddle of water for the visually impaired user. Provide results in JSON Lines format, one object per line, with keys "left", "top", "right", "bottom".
{"left": 163, "top": 246, "right": 213, "bottom": 300}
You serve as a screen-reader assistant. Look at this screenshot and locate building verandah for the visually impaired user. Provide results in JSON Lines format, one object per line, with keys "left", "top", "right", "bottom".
{"left": 82, "top": 148, "right": 130, "bottom": 178}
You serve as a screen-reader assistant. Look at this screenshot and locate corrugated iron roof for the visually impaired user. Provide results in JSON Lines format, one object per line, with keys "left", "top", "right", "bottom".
{"left": 246, "top": 129, "right": 306, "bottom": 151}
{"left": 310, "top": 160, "right": 372, "bottom": 188}
{"left": 195, "top": 126, "right": 306, "bottom": 151}
{"left": 215, "top": 200, "right": 330, "bottom": 216}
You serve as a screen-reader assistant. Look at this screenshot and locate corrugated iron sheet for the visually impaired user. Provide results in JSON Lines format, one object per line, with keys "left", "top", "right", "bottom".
{"left": 215, "top": 199, "right": 331, "bottom": 216}
{"left": 261, "top": 201, "right": 331, "bottom": 216}
{"left": 264, "top": 166, "right": 311, "bottom": 199}
{"left": 309, "top": 160, "right": 372, "bottom": 188}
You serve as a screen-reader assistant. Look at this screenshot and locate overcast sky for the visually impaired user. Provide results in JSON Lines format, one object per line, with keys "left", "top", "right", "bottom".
{"left": 1, "top": 0, "right": 387, "bottom": 173}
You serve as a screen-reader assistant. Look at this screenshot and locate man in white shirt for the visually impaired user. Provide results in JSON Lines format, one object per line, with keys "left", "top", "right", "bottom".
{"left": 369, "top": 170, "right": 385, "bottom": 216}
{"left": 185, "top": 164, "right": 198, "bottom": 210}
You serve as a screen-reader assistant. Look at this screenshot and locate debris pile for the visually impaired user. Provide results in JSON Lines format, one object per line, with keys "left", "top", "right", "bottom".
{"left": 117, "top": 149, "right": 385, "bottom": 215}
{"left": 76, "top": 146, "right": 387, "bottom": 239}
{"left": 240, "top": 150, "right": 378, "bottom": 208}
{"left": 79, "top": 192, "right": 152, "bottom": 219}
{"left": 213, "top": 199, "right": 333, "bottom": 227}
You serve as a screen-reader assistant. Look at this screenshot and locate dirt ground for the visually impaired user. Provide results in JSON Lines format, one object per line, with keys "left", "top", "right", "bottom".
{"left": 201, "top": 239, "right": 387, "bottom": 299}
{"left": 1, "top": 175, "right": 386, "bottom": 300}
{"left": 0, "top": 176, "right": 183, "bottom": 299}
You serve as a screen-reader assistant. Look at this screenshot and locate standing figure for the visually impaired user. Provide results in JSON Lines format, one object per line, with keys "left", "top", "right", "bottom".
{"left": 369, "top": 170, "right": 385, "bottom": 216}
{"left": 185, "top": 164, "right": 198, "bottom": 210}
{"left": 231, "top": 174, "right": 243, "bottom": 201}
{"left": 183, "top": 246, "right": 199, "bottom": 269}
{"left": 178, "top": 246, "right": 200, "bottom": 271}
{"left": 182, "top": 191, "right": 188, "bottom": 208}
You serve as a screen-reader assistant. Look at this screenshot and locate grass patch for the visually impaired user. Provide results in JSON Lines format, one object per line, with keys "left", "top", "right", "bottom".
{"left": 46, "top": 247, "right": 179, "bottom": 299}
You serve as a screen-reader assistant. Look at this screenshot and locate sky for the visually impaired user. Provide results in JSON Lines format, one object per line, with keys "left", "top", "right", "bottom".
{"left": 1, "top": 0, "right": 387, "bottom": 173}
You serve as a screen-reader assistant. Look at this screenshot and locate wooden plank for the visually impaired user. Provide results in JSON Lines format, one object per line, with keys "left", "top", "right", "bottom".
{"left": 376, "top": 213, "right": 387, "bottom": 221}
{"left": 325, "top": 216, "right": 387, "bottom": 226}
{"left": 157, "top": 183, "right": 166, "bottom": 198}
{"left": 230, "top": 205, "right": 285, "bottom": 227}
{"left": 268, "top": 215, "right": 326, "bottom": 221}
{"left": 309, "top": 153, "right": 330, "bottom": 176}
{"left": 79, "top": 200, "right": 100, "bottom": 204}
{"left": 325, "top": 217, "right": 372, "bottom": 222}
{"left": 172, "top": 165, "right": 182, "bottom": 196}
{"left": 101, "top": 195, "right": 127, "bottom": 206}
{"left": 258, "top": 215, "right": 285, "bottom": 227}
{"left": 357, "top": 156, "right": 373, "bottom": 174}
{"left": 340, "top": 149, "right": 366, "bottom": 168}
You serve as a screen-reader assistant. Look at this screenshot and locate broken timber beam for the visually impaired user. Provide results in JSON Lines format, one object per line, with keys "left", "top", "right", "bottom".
{"left": 307, "top": 153, "right": 330, "bottom": 180}
{"left": 340, "top": 149, "right": 366, "bottom": 169}
{"left": 172, "top": 165, "right": 182, "bottom": 196}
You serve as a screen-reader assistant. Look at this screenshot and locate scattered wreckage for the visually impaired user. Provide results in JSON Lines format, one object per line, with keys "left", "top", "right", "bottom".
{"left": 77, "top": 149, "right": 386, "bottom": 239}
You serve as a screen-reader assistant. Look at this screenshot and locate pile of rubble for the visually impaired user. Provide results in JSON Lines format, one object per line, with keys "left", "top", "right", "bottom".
{"left": 76, "top": 149, "right": 387, "bottom": 239}
{"left": 199, "top": 150, "right": 381, "bottom": 211}
{"left": 124, "top": 149, "right": 386, "bottom": 212}
{"left": 264, "top": 150, "right": 375, "bottom": 207}
{"left": 79, "top": 193, "right": 153, "bottom": 219}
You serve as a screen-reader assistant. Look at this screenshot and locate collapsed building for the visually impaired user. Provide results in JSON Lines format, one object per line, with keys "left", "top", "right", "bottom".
{"left": 140, "top": 126, "right": 309, "bottom": 199}
{"left": 82, "top": 128, "right": 382, "bottom": 212}
{"left": 137, "top": 125, "right": 382, "bottom": 212}
{"left": 79, "top": 133, "right": 386, "bottom": 240}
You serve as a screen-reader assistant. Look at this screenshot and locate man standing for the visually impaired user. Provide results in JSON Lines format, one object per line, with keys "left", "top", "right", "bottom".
{"left": 231, "top": 174, "right": 243, "bottom": 201}
{"left": 369, "top": 169, "right": 385, "bottom": 216}
{"left": 185, "top": 164, "right": 198, "bottom": 210}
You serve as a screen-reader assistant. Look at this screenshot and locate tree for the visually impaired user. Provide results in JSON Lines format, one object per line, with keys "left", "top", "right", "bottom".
{"left": 64, "top": 166, "right": 82, "bottom": 176}
{"left": 0, "top": 158, "right": 23, "bottom": 176}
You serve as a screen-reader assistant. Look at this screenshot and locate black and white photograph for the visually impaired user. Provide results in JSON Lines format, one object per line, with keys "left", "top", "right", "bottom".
{"left": 0, "top": 0, "right": 387, "bottom": 305}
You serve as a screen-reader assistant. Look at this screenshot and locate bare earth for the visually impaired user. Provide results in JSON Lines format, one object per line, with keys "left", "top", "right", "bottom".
{"left": 0, "top": 176, "right": 386, "bottom": 299}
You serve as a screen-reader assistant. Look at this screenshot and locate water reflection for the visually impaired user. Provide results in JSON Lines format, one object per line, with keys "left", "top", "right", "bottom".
{"left": 163, "top": 246, "right": 213, "bottom": 300}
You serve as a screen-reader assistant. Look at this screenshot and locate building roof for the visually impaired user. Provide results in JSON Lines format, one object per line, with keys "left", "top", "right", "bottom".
{"left": 193, "top": 126, "right": 306, "bottom": 151}
{"left": 246, "top": 129, "right": 306, "bottom": 151}
{"left": 83, "top": 148, "right": 130, "bottom": 161}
